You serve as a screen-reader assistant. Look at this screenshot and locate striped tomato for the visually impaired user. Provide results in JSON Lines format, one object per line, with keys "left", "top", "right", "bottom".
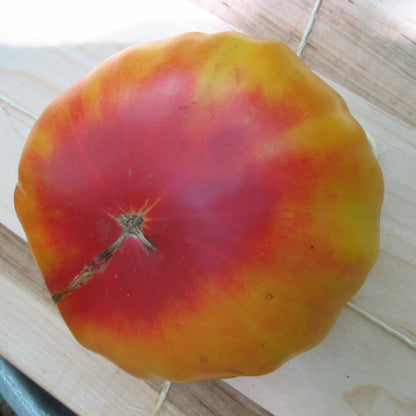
{"left": 15, "top": 32, "right": 383, "bottom": 382}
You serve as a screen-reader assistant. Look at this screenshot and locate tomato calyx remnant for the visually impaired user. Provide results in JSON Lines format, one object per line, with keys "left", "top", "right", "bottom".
{"left": 52, "top": 212, "right": 156, "bottom": 304}
{"left": 117, "top": 213, "right": 157, "bottom": 251}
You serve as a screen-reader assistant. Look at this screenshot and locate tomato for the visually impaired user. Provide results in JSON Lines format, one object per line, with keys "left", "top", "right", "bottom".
{"left": 15, "top": 32, "right": 383, "bottom": 382}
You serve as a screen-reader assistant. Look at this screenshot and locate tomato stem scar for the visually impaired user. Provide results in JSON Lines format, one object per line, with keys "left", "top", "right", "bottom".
{"left": 52, "top": 212, "right": 156, "bottom": 303}
{"left": 117, "top": 212, "right": 157, "bottom": 251}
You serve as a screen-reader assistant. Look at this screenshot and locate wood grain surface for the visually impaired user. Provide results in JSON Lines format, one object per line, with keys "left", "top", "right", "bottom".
{"left": 1, "top": 0, "right": 415, "bottom": 415}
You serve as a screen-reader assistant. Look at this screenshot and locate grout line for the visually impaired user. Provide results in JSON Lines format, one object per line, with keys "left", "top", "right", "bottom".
{"left": 366, "top": 133, "right": 379, "bottom": 158}
{"left": 296, "top": 0, "right": 323, "bottom": 58}
{"left": 347, "top": 301, "right": 416, "bottom": 350}
{"left": 152, "top": 381, "right": 172, "bottom": 416}
{"left": 0, "top": 94, "right": 38, "bottom": 121}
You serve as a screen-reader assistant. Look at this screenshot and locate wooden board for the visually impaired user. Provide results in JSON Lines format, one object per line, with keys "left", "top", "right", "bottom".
{"left": 1, "top": 0, "right": 415, "bottom": 414}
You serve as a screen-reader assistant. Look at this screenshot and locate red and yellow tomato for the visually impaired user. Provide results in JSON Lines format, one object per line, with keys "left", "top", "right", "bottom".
{"left": 15, "top": 32, "right": 383, "bottom": 382}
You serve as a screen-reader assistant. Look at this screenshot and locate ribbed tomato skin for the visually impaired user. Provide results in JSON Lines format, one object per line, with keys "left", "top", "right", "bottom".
{"left": 15, "top": 32, "right": 383, "bottom": 382}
